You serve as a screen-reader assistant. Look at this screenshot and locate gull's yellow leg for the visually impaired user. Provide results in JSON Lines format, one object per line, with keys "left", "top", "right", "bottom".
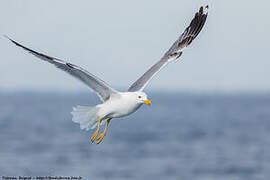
{"left": 97, "top": 118, "right": 112, "bottom": 144}
{"left": 91, "top": 118, "right": 103, "bottom": 142}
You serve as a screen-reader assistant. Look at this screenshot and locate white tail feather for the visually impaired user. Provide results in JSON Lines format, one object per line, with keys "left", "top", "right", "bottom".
{"left": 71, "top": 105, "right": 100, "bottom": 131}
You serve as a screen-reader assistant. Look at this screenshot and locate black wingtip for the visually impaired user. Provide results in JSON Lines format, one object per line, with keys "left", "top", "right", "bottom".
{"left": 4, "top": 36, "right": 56, "bottom": 61}
{"left": 205, "top": 5, "right": 209, "bottom": 15}
{"left": 199, "top": 6, "right": 203, "bottom": 14}
{"left": 187, "top": 5, "right": 208, "bottom": 45}
{"left": 200, "top": 5, "right": 209, "bottom": 14}
{"left": 3, "top": 35, "right": 21, "bottom": 47}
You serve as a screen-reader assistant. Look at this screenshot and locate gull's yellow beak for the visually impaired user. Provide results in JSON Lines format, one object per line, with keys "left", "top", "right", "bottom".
{"left": 143, "top": 99, "right": 152, "bottom": 106}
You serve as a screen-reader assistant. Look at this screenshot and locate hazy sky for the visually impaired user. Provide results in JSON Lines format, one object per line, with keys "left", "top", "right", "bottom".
{"left": 0, "top": 0, "right": 269, "bottom": 93}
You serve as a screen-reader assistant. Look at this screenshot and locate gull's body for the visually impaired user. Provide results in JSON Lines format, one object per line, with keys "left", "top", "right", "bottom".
{"left": 6, "top": 6, "right": 208, "bottom": 144}
{"left": 97, "top": 92, "right": 144, "bottom": 119}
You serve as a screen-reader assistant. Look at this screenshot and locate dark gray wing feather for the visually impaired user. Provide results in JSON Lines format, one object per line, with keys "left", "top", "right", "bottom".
{"left": 128, "top": 5, "right": 208, "bottom": 92}
{"left": 6, "top": 37, "right": 118, "bottom": 101}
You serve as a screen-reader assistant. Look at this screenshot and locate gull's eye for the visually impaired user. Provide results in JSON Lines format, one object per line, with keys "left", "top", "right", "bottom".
{"left": 138, "top": 96, "right": 142, "bottom": 98}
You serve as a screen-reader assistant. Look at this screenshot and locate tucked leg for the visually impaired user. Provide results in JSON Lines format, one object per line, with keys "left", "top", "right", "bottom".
{"left": 97, "top": 118, "right": 112, "bottom": 144}
{"left": 91, "top": 118, "right": 103, "bottom": 142}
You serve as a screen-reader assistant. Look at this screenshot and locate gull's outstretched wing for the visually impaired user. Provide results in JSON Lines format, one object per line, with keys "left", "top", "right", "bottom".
{"left": 128, "top": 6, "right": 208, "bottom": 92}
{"left": 6, "top": 37, "right": 118, "bottom": 102}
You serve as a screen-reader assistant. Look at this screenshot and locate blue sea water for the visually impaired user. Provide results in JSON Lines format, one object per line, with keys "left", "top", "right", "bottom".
{"left": 0, "top": 92, "right": 270, "bottom": 180}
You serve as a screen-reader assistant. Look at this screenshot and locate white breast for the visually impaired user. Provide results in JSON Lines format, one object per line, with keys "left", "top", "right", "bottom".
{"left": 97, "top": 92, "right": 142, "bottom": 119}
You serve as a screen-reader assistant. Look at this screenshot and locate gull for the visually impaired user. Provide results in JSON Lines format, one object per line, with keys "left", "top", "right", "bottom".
{"left": 6, "top": 6, "right": 208, "bottom": 144}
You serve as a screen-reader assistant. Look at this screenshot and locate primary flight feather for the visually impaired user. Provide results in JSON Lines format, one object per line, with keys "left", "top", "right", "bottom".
{"left": 6, "top": 5, "right": 208, "bottom": 144}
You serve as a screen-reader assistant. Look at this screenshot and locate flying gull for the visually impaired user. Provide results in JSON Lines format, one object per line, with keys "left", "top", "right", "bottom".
{"left": 6, "top": 5, "right": 208, "bottom": 144}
